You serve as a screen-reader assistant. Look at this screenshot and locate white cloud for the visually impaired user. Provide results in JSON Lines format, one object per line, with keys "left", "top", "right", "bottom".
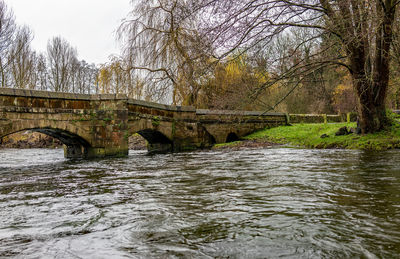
{"left": 5, "top": 0, "right": 132, "bottom": 64}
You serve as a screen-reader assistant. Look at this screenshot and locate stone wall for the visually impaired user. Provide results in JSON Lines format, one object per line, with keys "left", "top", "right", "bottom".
{"left": 289, "top": 113, "right": 358, "bottom": 124}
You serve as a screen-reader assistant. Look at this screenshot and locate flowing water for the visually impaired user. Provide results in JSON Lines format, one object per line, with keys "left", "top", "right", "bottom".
{"left": 0, "top": 147, "right": 400, "bottom": 258}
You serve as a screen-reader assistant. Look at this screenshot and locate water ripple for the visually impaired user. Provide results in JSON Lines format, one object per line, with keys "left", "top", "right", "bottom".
{"left": 0, "top": 148, "right": 400, "bottom": 258}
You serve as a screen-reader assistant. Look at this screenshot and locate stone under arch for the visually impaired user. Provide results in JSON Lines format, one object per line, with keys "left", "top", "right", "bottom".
{"left": 136, "top": 129, "right": 173, "bottom": 153}
{"left": 0, "top": 121, "right": 93, "bottom": 159}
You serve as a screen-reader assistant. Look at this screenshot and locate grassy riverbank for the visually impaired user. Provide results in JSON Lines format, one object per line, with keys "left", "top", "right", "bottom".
{"left": 215, "top": 122, "right": 400, "bottom": 150}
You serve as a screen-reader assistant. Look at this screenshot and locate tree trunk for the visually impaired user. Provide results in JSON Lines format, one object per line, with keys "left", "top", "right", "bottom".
{"left": 357, "top": 99, "right": 388, "bottom": 133}
{"left": 323, "top": 0, "right": 397, "bottom": 134}
{"left": 349, "top": 7, "right": 395, "bottom": 133}
{"left": 353, "top": 78, "right": 389, "bottom": 133}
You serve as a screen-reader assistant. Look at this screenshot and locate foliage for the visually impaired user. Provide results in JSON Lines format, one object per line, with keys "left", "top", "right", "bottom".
{"left": 198, "top": 53, "right": 269, "bottom": 110}
{"left": 332, "top": 73, "right": 357, "bottom": 113}
{"left": 97, "top": 58, "right": 160, "bottom": 101}
{"left": 151, "top": 116, "right": 161, "bottom": 127}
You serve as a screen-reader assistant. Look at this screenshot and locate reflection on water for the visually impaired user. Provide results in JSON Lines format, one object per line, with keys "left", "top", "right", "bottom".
{"left": 0, "top": 148, "right": 400, "bottom": 258}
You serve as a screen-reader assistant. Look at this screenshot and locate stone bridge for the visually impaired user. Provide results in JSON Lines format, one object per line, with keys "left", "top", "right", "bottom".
{"left": 0, "top": 88, "right": 288, "bottom": 158}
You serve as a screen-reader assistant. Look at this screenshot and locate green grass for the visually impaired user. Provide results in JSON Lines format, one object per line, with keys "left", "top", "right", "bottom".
{"left": 242, "top": 122, "right": 400, "bottom": 150}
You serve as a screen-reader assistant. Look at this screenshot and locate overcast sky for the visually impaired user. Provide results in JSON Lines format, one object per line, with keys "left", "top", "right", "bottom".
{"left": 5, "top": 0, "right": 133, "bottom": 64}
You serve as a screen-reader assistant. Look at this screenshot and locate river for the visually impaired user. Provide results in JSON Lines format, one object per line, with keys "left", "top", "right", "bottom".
{"left": 0, "top": 147, "right": 399, "bottom": 258}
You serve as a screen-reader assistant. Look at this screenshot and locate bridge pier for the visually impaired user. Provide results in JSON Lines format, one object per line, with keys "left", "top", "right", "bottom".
{"left": 64, "top": 144, "right": 87, "bottom": 159}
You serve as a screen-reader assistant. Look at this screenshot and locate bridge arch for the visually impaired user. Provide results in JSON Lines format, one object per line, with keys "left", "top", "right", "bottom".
{"left": 136, "top": 129, "right": 173, "bottom": 153}
{"left": 0, "top": 121, "right": 93, "bottom": 158}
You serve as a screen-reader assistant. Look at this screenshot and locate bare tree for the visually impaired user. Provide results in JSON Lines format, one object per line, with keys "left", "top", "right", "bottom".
{"left": 69, "top": 56, "right": 80, "bottom": 93}
{"left": 66, "top": 58, "right": 99, "bottom": 94}
{"left": 0, "top": 1, "right": 100, "bottom": 94}
{"left": 74, "top": 60, "right": 89, "bottom": 94}
{"left": 46, "top": 36, "right": 77, "bottom": 92}
{"left": 34, "top": 53, "right": 48, "bottom": 91}
{"left": 0, "top": 0, "right": 17, "bottom": 87}
{"left": 8, "top": 26, "right": 36, "bottom": 89}
{"left": 86, "top": 63, "right": 99, "bottom": 94}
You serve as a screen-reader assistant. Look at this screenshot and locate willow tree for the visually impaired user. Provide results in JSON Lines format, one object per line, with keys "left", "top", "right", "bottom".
{"left": 192, "top": 0, "right": 399, "bottom": 133}
{"left": 118, "top": 0, "right": 213, "bottom": 105}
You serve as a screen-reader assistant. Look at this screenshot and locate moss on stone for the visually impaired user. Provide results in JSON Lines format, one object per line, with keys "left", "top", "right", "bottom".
{"left": 151, "top": 116, "right": 161, "bottom": 127}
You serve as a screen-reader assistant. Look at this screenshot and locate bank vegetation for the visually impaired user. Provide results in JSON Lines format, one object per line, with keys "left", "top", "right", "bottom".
{"left": 216, "top": 112, "right": 400, "bottom": 150}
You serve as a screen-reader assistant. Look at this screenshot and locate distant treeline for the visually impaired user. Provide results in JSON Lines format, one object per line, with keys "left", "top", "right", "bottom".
{"left": 0, "top": 1, "right": 154, "bottom": 101}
